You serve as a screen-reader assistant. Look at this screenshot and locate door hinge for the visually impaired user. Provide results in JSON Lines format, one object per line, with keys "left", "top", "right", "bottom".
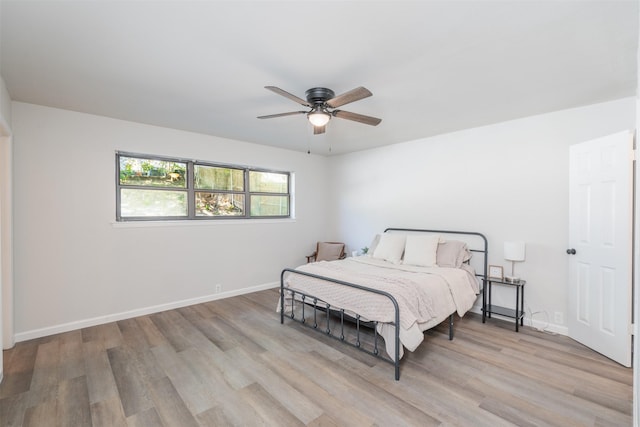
{"left": 633, "top": 323, "right": 638, "bottom": 336}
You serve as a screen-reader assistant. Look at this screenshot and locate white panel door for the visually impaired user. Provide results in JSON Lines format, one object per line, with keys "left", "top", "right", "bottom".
{"left": 568, "top": 130, "right": 633, "bottom": 367}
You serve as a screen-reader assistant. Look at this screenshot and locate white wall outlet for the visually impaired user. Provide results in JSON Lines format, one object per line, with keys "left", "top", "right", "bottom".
{"left": 215, "top": 284, "right": 222, "bottom": 293}
{"left": 554, "top": 311, "right": 563, "bottom": 324}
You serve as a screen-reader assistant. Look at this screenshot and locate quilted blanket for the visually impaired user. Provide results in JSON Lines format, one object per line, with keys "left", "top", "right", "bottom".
{"left": 280, "top": 256, "right": 479, "bottom": 358}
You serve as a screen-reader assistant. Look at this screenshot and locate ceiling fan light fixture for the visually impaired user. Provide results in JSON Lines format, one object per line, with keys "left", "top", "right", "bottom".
{"left": 307, "top": 108, "right": 331, "bottom": 127}
{"left": 260, "top": 86, "right": 381, "bottom": 134}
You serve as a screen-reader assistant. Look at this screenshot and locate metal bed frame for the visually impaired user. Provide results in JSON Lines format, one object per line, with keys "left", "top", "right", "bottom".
{"left": 280, "top": 228, "right": 488, "bottom": 381}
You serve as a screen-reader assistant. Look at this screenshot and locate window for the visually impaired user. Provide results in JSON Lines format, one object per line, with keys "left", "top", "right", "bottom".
{"left": 249, "top": 171, "right": 290, "bottom": 217}
{"left": 116, "top": 152, "right": 290, "bottom": 221}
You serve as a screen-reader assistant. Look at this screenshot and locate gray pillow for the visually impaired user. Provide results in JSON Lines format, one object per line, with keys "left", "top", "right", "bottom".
{"left": 436, "top": 240, "right": 471, "bottom": 268}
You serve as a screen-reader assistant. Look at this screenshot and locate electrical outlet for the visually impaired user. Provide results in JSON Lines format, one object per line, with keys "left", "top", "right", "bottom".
{"left": 215, "top": 284, "right": 222, "bottom": 293}
{"left": 554, "top": 311, "right": 563, "bottom": 324}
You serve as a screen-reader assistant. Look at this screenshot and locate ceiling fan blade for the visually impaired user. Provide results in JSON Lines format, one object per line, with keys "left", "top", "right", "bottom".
{"left": 265, "top": 86, "right": 311, "bottom": 107}
{"left": 333, "top": 110, "right": 382, "bottom": 126}
{"left": 313, "top": 125, "right": 326, "bottom": 135}
{"left": 257, "top": 111, "right": 307, "bottom": 119}
{"left": 326, "top": 86, "right": 372, "bottom": 108}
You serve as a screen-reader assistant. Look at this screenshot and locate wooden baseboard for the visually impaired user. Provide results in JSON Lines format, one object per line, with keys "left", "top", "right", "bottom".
{"left": 13, "top": 281, "right": 279, "bottom": 343}
{"left": 469, "top": 304, "right": 568, "bottom": 336}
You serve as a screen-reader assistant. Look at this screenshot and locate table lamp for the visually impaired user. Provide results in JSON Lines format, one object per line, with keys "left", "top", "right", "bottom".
{"left": 504, "top": 241, "right": 525, "bottom": 283}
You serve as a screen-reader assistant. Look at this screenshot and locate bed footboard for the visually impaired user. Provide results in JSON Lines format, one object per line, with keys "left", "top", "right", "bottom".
{"left": 281, "top": 268, "right": 404, "bottom": 380}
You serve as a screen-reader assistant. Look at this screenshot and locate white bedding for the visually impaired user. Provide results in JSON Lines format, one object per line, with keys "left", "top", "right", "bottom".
{"left": 279, "top": 256, "right": 479, "bottom": 358}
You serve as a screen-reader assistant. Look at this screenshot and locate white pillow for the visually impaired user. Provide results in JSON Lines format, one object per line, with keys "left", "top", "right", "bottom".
{"left": 366, "top": 234, "right": 381, "bottom": 256}
{"left": 403, "top": 234, "right": 440, "bottom": 267}
{"left": 372, "top": 234, "right": 406, "bottom": 264}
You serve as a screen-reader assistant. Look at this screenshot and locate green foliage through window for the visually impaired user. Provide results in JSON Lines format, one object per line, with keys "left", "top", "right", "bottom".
{"left": 119, "top": 157, "right": 187, "bottom": 188}
{"left": 116, "top": 152, "right": 290, "bottom": 221}
{"left": 195, "top": 165, "right": 244, "bottom": 191}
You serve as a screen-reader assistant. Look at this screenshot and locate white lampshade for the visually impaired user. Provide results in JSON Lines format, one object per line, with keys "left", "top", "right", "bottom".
{"left": 504, "top": 241, "right": 526, "bottom": 262}
{"left": 308, "top": 110, "right": 331, "bottom": 127}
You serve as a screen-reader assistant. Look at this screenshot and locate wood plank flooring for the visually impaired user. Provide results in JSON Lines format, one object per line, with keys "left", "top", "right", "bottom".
{"left": 0, "top": 288, "right": 633, "bottom": 426}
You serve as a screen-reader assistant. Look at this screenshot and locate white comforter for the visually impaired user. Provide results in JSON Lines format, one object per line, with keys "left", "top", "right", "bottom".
{"left": 280, "top": 256, "right": 479, "bottom": 358}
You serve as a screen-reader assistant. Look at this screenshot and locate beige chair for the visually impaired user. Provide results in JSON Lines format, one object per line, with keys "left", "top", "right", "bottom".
{"left": 306, "top": 242, "right": 346, "bottom": 263}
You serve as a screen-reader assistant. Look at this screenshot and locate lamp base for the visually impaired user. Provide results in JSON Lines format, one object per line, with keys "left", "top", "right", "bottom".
{"left": 504, "top": 276, "right": 521, "bottom": 284}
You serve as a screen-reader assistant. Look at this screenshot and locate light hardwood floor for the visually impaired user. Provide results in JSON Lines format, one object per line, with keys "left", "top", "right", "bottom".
{"left": 0, "top": 288, "right": 633, "bottom": 426}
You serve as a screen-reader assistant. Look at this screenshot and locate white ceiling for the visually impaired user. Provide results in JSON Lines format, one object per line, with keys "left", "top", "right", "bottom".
{"left": 1, "top": 1, "right": 638, "bottom": 155}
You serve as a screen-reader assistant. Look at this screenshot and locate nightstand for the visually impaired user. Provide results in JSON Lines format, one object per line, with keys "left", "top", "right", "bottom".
{"left": 482, "top": 278, "right": 526, "bottom": 332}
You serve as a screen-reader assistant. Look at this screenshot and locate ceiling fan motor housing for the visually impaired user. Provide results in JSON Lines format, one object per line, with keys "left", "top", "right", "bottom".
{"left": 305, "top": 87, "right": 335, "bottom": 104}
{"left": 258, "top": 85, "right": 381, "bottom": 133}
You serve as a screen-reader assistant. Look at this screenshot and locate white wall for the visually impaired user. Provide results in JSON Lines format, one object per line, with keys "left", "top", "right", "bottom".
{"left": 634, "top": 6, "right": 640, "bottom": 422}
{"left": 635, "top": 95, "right": 639, "bottom": 427}
{"left": 9, "top": 97, "right": 637, "bottom": 341}
{"left": 0, "top": 0, "right": 5, "bottom": 384}
{"left": 0, "top": 72, "right": 11, "bottom": 383}
{"left": 11, "top": 102, "right": 328, "bottom": 339}
{"left": 0, "top": 78, "right": 10, "bottom": 135}
{"left": 328, "top": 97, "right": 636, "bottom": 333}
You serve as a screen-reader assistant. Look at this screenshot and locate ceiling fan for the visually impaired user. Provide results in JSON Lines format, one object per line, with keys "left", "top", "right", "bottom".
{"left": 257, "top": 86, "right": 382, "bottom": 134}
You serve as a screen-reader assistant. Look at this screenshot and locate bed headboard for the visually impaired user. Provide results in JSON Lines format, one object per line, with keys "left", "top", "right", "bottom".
{"left": 383, "top": 228, "right": 488, "bottom": 282}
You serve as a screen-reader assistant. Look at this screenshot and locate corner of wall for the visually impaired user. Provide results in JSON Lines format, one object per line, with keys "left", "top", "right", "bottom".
{"left": 0, "top": 75, "right": 12, "bottom": 135}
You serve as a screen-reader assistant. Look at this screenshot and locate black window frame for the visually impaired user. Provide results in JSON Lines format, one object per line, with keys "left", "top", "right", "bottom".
{"left": 116, "top": 151, "right": 291, "bottom": 221}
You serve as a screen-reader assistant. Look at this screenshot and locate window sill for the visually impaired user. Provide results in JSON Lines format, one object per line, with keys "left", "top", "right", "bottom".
{"left": 111, "top": 218, "right": 296, "bottom": 228}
